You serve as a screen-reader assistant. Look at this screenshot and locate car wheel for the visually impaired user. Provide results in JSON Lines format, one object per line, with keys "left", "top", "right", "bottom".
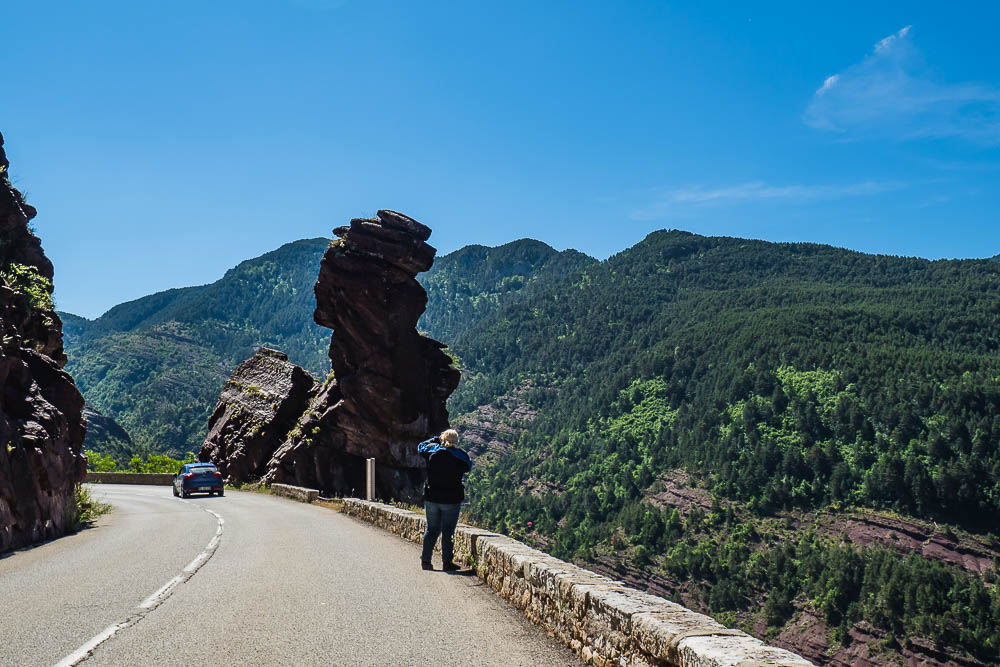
{"left": 218, "top": 489, "right": 224, "bottom": 497}
{"left": 182, "top": 490, "right": 190, "bottom": 499}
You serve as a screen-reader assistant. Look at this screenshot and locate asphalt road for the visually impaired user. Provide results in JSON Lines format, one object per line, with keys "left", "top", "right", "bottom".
{"left": 0, "top": 485, "right": 578, "bottom": 666}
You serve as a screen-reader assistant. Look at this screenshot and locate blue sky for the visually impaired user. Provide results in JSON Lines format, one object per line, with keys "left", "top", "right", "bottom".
{"left": 3, "top": 1, "right": 999, "bottom": 318}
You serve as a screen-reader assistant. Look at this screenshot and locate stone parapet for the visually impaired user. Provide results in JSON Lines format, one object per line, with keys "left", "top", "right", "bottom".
{"left": 271, "top": 483, "right": 319, "bottom": 503}
{"left": 85, "top": 472, "right": 174, "bottom": 485}
{"left": 341, "top": 498, "right": 813, "bottom": 667}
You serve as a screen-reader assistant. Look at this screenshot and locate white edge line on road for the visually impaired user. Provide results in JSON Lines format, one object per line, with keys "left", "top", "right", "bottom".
{"left": 53, "top": 624, "right": 124, "bottom": 667}
{"left": 138, "top": 575, "right": 184, "bottom": 608}
{"left": 182, "top": 553, "right": 208, "bottom": 574}
{"left": 53, "top": 498, "right": 225, "bottom": 667}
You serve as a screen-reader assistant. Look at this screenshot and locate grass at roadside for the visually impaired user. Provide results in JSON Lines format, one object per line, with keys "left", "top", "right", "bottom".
{"left": 387, "top": 500, "right": 424, "bottom": 514}
{"left": 67, "top": 484, "right": 113, "bottom": 531}
{"left": 225, "top": 482, "right": 271, "bottom": 494}
{"left": 314, "top": 498, "right": 343, "bottom": 511}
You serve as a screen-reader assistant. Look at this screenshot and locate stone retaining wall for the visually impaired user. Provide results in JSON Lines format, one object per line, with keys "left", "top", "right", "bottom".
{"left": 85, "top": 472, "right": 174, "bottom": 485}
{"left": 342, "top": 499, "right": 813, "bottom": 667}
{"left": 271, "top": 483, "right": 319, "bottom": 503}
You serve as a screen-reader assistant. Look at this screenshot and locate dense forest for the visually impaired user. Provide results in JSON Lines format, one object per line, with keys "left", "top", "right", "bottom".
{"left": 65, "top": 230, "right": 1000, "bottom": 663}
{"left": 418, "top": 239, "right": 596, "bottom": 344}
{"left": 457, "top": 232, "right": 1000, "bottom": 528}
{"left": 449, "top": 231, "right": 1000, "bottom": 664}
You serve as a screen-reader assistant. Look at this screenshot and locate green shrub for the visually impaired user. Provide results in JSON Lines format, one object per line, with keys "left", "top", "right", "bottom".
{"left": 84, "top": 449, "right": 118, "bottom": 472}
{"left": 1, "top": 263, "right": 54, "bottom": 312}
{"left": 126, "top": 452, "right": 196, "bottom": 473}
{"left": 84, "top": 449, "right": 196, "bottom": 473}
{"left": 66, "top": 484, "right": 112, "bottom": 530}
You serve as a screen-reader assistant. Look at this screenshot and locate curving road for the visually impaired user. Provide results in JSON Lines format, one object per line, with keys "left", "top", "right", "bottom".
{"left": 0, "top": 485, "right": 578, "bottom": 666}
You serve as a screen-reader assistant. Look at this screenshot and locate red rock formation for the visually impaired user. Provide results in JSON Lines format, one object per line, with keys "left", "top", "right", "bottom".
{"left": 262, "top": 210, "right": 460, "bottom": 501}
{"left": 0, "top": 131, "right": 87, "bottom": 553}
{"left": 199, "top": 347, "right": 316, "bottom": 482}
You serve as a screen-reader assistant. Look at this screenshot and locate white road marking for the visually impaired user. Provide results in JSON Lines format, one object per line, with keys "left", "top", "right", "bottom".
{"left": 138, "top": 575, "right": 184, "bottom": 609}
{"left": 53, "top": 624, "right": 125, "bottom": 667}
{"left": 182, "top": 553, "right": 208, "bottom": 574}
{"left": 53, "top": 498, "right": 225, "bottom": 666}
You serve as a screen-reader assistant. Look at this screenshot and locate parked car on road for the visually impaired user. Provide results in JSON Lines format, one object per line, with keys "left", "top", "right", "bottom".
{"left": 173, "top": 462, "right": 224, "bottom": 498}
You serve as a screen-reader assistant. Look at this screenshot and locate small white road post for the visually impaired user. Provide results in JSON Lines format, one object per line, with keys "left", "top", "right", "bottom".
{"left": 365, "top": 458, "right": 375, "bottom": 501}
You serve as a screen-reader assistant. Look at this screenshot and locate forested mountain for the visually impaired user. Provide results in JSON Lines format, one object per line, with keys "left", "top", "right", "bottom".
{"left": 61, "top": 238, "right": 333, "bottom": 456}
{"left": 418, "top": 239, "right": 596, "bottom": 343}
{"left": 457, "top": 230, "right": 1000, "bottom": 527}
{"left": 62, "top": 237, "right": 589, "bottom": 458}
{"left": 65, "top": 238, "right": 333, "bottom": 373}
{"left": 450, "top": 230, "right": 1000, "bottom": 664}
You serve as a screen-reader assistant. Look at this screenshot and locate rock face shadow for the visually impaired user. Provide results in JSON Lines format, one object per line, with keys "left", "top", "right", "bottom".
{"left": 201, "top": 210, "right": 460, "bottom": 503}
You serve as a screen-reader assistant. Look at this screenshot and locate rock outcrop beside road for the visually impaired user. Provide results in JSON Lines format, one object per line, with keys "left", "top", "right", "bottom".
{"left": 263, "top": 211, "right": 460, "bottom": 500}
{"left": 0, "top": 131, "right": 87, "bottom": 553}
{"left": 204, "top": 211, "right": 460, "bottom": 501}
{"left": 199, "top": 347, "right": 316, "bottom": 482}
{"left": 82, "top": 404, "right": 134, "bottom": 462}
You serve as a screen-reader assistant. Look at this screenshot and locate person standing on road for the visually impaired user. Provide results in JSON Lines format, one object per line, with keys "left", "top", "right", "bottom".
{"left": 418, "top": 429, "right": 472, "bottom": 571}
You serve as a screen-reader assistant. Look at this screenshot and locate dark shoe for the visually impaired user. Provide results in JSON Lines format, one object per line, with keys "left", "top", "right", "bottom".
{"left": 442, "top": 561, "right": 461, "bottom": 572}
{"left": 421, "top": 561, "right": 434, "bottom": 571}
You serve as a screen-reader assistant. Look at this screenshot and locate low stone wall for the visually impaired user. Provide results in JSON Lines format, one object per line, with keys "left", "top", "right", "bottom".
{"left": 271, "top": 483, "right": 319, "bottom": 503}
{"left": 342, "top": 499, "right": 813, "bottom": 667}
{"left": 85, "top": 472, "right": 174, "bottom": 485}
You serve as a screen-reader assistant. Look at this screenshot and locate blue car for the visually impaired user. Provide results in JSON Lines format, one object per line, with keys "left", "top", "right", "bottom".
{"left": 173, "top": 462, "right": 224, "bottom": 498}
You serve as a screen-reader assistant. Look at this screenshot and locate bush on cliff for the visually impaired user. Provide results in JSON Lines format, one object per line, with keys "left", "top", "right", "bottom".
{"left": 1, "top": 262, "right": 54, "bottom": 313}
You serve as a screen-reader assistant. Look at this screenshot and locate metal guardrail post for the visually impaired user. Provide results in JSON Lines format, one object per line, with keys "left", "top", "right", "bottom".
{"left": 366, "top": 458, "right": 375, "bottom": 501}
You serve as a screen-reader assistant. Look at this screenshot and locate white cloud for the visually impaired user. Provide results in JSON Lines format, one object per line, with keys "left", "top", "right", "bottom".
{"left": 816, "top": 75, "right": 840, "bottom": 95}
{"left": 874, "top": 25, "right": 911, "bottom": 53}
{"left": 806, "top": 26, "right": 1000, "bottom": 144}
{"left": 630, "top": 180, "right": 904, "bottom": 220}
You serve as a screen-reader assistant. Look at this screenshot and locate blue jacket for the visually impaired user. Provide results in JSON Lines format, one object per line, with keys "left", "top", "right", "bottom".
{"left": 418, "top": 437, "right": 472, "bottom": 504}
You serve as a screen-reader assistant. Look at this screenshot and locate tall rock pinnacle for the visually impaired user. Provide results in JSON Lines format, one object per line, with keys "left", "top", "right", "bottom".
{"left": 251, "top": 210, "right": 460, "bottom": 500}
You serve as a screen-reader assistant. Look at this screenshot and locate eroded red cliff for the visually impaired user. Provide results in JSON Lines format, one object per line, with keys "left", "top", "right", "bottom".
{"left": 259, "top": 211, "right": 459, "bottom": 500}
{"left": 199, "top": 347, "right": 317, "bottom": 482}
{"left": 0, "top": 132, "right": 87, "bottom": 553}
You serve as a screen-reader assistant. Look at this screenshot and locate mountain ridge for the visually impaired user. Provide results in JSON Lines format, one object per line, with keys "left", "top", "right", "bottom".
{"left": 62, "top": 238, "right": 332, "bottom": 344}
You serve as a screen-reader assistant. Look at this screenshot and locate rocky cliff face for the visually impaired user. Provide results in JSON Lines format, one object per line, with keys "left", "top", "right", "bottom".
{"left": 199, "top": 347, "right": 316, "bottom": 482}
{"left": 82, "top": 405, "right": 135, "bottom": 463}
{"left": 245, "top": 210, "right": 460, "bottom": 500}
{"left": 0, "top": 131, "right": 87, "bottom": 553}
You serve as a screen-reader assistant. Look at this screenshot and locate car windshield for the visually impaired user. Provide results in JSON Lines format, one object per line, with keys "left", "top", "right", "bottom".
{"left": 189, "top": 465, "right": 217, "bottom": 473}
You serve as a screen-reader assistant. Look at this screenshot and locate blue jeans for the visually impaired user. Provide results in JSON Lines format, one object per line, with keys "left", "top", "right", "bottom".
{"left": 422, "top": 501, "right": 461, "bottom": 564}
